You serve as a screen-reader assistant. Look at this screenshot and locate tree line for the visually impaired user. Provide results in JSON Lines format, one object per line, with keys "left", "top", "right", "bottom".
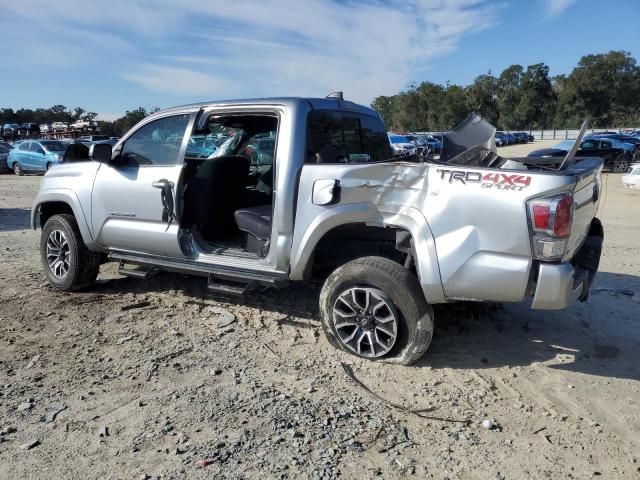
{"left": 372, "top": 50, "right": 640, "bottom": 132}
{"left": 0, "top": 106, "right": 158, "bottom": 137}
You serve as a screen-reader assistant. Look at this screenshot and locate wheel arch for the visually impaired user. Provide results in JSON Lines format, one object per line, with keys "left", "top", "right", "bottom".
{"left": 290, "top": 203, "right": 445, "bottom": 304}
{"left": 32, "top": 191, "right": 98, "bottom": 250}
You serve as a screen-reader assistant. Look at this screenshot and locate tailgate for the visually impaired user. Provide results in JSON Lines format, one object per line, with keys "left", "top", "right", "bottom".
{"left": 564, "top": 159, "right": 602, "bottom": 260}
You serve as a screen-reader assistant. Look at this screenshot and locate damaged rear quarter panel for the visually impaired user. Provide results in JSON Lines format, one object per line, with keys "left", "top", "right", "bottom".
{"left": 290, "top": 161, "right": 577, "bottom": 304}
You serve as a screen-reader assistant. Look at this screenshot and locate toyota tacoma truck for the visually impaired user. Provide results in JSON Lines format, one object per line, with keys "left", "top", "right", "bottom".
{"left": 32, "top": 94, "right": 604, "bottom": 365}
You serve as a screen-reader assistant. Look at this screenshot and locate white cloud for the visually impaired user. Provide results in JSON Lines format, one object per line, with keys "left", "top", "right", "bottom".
{"left": 544, "top": 0, "right": 577, "bottom": 17}
{"left": 0, "top": 0, "right": 504, "bottom": 104}
{"left": 123, "top": 65, "right": 230, "bottom": 97}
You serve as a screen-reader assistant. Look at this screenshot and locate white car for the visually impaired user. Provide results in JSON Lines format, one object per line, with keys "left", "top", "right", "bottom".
{"left": 388, "top": 133, "right": 418, "bottom": 157}
{"left": 52, "top": 122, "right": 69, "bottom": 132}
{"left": 622, "top": 163, "right": 640, "bottom": 189}
{"left": 70, "top": 119, "right": 99, "bottom": 132}
{"left": 40, "top": 124, "right": 52, "bottom": 134}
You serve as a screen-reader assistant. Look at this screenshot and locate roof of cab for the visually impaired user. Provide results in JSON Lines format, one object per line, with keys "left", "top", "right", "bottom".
{"left": 156, "top": 96, "right": 379, "bottom": 118}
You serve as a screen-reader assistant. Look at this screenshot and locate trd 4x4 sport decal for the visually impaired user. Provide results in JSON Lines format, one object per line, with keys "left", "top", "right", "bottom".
{"left": 436, "top": 169, "right": 532, "bottom": 191}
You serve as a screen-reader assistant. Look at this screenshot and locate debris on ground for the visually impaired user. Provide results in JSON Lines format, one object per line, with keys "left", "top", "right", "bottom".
{"left": 24, "top": 355, "right": 41, "bottom": 369}
{"left": 42, "top": 403, "right": 67, "bottom": 423}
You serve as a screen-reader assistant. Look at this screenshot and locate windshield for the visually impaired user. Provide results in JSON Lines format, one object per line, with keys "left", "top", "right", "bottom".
{"left": 41, "top": 141, "right": 67, "bottom": 152}
{"left": 389, "top": 134, "right": 410, "bottom": 143}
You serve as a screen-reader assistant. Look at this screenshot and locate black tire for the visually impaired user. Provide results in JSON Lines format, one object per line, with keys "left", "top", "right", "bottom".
{"left": 45, "top": 162, "right": 52, "bottom": 172}
{"left": 40, "top": 214, "right": 100, "bottom": 291}
{"left": 613, "top": 156, "right": 629, "bottom": 173}
{"left": 13, "top": 162, "right": 23, "bottom": 176}
{"left": 319, "top": 256, "right": 434, "bottom": 365}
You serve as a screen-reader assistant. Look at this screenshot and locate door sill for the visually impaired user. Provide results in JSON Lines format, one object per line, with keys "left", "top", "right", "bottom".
{"left": 109, "top": 251, "right": 288, "bottom": 287}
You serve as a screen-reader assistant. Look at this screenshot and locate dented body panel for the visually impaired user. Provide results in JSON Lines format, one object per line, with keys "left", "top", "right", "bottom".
{"left": 291, "top": 158, "right": 596, "bottom": 305}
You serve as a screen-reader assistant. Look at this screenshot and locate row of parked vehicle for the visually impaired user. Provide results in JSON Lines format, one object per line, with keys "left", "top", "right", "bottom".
{"left": 0, "top": 136, "right": 118, "bottom": 174}
{"left": 495, "top": 131, "right": 535, "bottom": 146}
{"left": 387, "top": 132, "right": 443, "bottom": 158}
{"left": 1, "top": 120, "right": 100, "bottom": 139}
{"left": 528, "top": 131, "right": 640, "bottom": 173}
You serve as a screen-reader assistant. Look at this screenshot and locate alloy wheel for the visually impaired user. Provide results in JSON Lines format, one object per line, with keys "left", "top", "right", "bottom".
{"left": 46, "top": 230, "right": 71, "bottom": 279}
{"left": 614, "top": 159, "right": 629, "bottom": 173}
{"left": 332, "top": 286, "right": 399, "bottom": 358}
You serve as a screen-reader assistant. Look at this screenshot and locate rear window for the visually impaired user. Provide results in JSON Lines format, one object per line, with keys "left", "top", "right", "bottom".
{"left": 306, "top": 110, "right": 391, "bottom": 163}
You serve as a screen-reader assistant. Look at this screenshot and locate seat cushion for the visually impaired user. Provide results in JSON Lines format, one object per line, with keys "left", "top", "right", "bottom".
{"left": 234, "top": 205, "right": 272, "bottom": 240}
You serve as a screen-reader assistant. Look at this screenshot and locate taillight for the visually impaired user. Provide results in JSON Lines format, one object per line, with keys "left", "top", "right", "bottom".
{"left": 527, "top": 193, "right": 574, "bottom": 260}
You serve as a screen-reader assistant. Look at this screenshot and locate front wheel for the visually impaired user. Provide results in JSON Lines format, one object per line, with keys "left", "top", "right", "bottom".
{"left": 319, "top": 256, "right": 434, "bottom": 365}
{"left": 40, "top": 214, "right": 100, "bottom": 291}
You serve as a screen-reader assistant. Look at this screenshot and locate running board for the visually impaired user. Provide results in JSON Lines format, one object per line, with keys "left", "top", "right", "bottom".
{"left": 118, "top": 260, "right": 155, "bottom": 279}
{"left": 207, "top": 275, "right": 249, "bottom": 296}
{"left": 109, "top": 252, "right": 288, "bottom": 288}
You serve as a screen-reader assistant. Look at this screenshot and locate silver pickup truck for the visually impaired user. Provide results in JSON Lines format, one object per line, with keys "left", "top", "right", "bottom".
{"left": 31, "top": 95, "right": 604, "bottom": 365}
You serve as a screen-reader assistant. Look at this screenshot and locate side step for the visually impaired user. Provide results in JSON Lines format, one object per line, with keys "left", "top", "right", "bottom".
{"left": 118, "top": 260, "right": 155, "bottom": 279}
{"left": 207, "top": 275, "right": 250, "bottom": 296}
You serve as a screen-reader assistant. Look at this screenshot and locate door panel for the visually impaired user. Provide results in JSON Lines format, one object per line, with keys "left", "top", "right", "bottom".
{"left": 91, "top": 164, "right": 184, "bottom": 256}
{"left": 91, "top": 112, "right": 193, "bottom": 256}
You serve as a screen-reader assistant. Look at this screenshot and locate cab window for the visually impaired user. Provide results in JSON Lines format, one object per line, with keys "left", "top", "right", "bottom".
{"left": 306, "top": 111, "right": 392, "bottom": 164}
{"left": 119, "top": 114, "right": 190, "bottom": 166}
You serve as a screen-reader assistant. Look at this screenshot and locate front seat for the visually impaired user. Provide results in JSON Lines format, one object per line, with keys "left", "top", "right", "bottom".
{"left": 183, "top": 155, "right": 250, "bottom": 240}
{"left": 234, "top": 204, "right": 272, "bottom": 257}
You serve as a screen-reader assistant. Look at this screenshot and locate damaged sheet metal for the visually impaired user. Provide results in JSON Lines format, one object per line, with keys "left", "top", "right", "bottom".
{"left": 439, "top": 113, "right": 496, "bottom": 163}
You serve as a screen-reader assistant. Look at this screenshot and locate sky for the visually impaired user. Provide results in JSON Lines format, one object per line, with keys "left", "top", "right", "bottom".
{"left": 0, "top": 0, "right": 638, "bottom": 120}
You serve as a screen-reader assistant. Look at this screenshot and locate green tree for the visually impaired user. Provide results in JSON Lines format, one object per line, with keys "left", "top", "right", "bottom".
{"left": 465, "top": 73, "right": 500, "bottom": 125}
{"left": 497, "top": 65, "right": 523, "bottom": 129}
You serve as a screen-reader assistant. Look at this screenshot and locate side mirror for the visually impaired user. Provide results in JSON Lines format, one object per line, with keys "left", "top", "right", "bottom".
{"left": 89, "top": 143, "right": 112, "bottom": 163}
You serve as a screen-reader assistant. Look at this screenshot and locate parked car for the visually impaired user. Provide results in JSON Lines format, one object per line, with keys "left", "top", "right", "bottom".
{"left": 77, "top": 135, "right": 109, "bottom": 143}
{"left": 495, "top": 132, "right": 507, "bottom": 146}
{"left": 513, "top": 132, "right": 531, "bottom": 143}
{"left": 421, "top": 134, "right": 443, "bottom": 155}
{"left": 402, "top": 134, "right": 430, "bottom": 156}
{"left": 52, "top": 122, "right": 69, "bottom": 132}
{"left": 0, "top": 144, "right": 10, "bottom": 172}
{"left": 528, "top": 138, "right": 633, "bottom": 173}
{"left": 2, "top": 123, "right": 20, "bottom": 137}
{"left": 70, "top": 119, "right": 99, "bottom": 132}
{"left": 388, "top": 134, "right": 418, "bottom": 157}
{"left": 587, "top": 133, "right": 640, "bottom": 159}
{"left": 0, "top": 140, "right": 14, "bottom": 150}
{"left": 40, "top": 124, "right": 53, "bottom": 134}
{"left": 622, "top": 163, "right": 640, "bottom": 189}
{"left": 17, "top": 123, "right": 40, "bottom": 137}
{"left": 30, "top": 97, "right": 603, "bottom": 366}
{"left": 7, "top": 140, "right": 68, "bottom": 175}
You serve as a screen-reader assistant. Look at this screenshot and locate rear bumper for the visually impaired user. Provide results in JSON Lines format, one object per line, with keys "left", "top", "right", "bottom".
{"left": 531, "top": 218, "right": 603, "bottom": 310}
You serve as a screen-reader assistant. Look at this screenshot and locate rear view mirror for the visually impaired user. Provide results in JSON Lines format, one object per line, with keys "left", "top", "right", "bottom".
{"left": 89, "top": 143, "right": 112, "bottom": 163}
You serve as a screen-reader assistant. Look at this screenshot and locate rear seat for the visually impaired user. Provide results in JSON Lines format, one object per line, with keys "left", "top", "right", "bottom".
{"left": 234, "top": 204, "right": 272, "bottom": 256}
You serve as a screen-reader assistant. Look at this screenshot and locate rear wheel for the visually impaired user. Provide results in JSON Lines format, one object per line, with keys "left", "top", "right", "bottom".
{"left": 319, "top": 256, "right": 434, "bottom": 365}
{"left": 13, "top": 163, "right": 23, "bottom": 175}
{"left": 613, "top": 156, "right": 629, "bottom": 173}
{"left": 40, "top": 214, "right": 100, "bottom": 291}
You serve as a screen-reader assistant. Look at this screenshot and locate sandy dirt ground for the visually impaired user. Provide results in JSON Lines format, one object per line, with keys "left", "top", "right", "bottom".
{"left": 0, "top": 142, "right": 639, "bottom": 479}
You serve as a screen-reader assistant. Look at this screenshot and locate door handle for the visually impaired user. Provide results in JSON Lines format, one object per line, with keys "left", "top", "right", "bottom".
{"left": 152, "top": 179, "right": 174, "bottom": 189}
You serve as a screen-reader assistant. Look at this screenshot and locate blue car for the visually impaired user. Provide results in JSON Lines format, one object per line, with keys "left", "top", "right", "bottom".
{"left": 7, "top": 140, "right": 67, "bottom": 175}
